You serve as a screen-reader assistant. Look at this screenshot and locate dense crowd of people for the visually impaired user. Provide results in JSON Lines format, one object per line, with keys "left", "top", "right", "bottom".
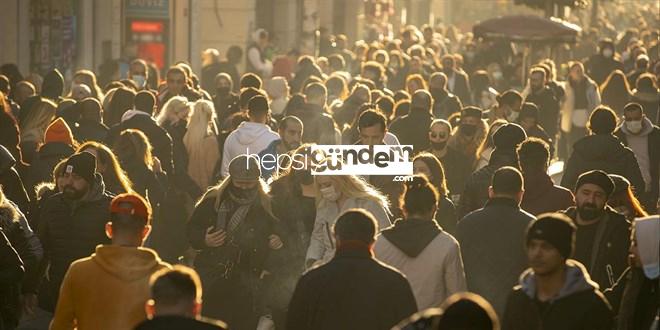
{"left": 0, "top": 2, "right": 659, "bottom": 329}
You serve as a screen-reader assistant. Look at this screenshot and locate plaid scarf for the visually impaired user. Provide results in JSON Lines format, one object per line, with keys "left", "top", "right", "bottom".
{"left": 215, "top": 188, "right": 258, "bottom": 236}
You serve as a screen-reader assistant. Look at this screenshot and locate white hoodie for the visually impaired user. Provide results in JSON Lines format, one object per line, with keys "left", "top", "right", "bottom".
{"left": 220, "top": 121, "right": 280, "bottom": 177}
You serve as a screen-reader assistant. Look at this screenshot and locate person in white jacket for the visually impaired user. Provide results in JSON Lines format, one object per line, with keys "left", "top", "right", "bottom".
{"left": 306, "top": 174, "right": 391, "bottom": 268}
{"left": 220, "top": 95, "right": 279, "bottom": 177}
{"left": 374, "top": 175, "right": 466, "bottom": 310}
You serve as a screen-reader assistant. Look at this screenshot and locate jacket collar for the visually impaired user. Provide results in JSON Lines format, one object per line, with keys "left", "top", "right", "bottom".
{"left": 485, "top": 197, "right": 520, "bottom": 209}
{"left": 335, "top": 240, "right": 374, "bottom": 259}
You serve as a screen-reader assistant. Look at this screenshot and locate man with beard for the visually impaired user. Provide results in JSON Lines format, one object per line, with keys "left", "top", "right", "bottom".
{"left": 524, "top": 68, "right": 560, "bottom": 140}
{"left": 427, "top": 119, "right": 471, "bottom": 200}
{"left": 429, "top": 72, "right": 462, "bottom": 120}
{"left": 562, "top": 170, "right": 631, "bottom": 290}
{"left": 187, "top": 155, "right": 283, "bottom": 329}
{"left": 257, "top": 116, "right": 303, "bottom": 180}
{"left": 25, "top": 152, "right": 112, "bottom": 322}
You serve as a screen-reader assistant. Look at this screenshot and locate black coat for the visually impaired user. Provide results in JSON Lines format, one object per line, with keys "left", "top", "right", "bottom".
{"left": 27, "top": 142, "right": 75, "bottom": 191}
{"left": 525, "top": 87, "right": 560, "bottom": 139}
{"left": 0, "top": 229, "right": 24, "bottom": 330}
{"left": 604, "top": 267, "right": 659, "bottom": 330}
{"left": 286, "top": 248, "right": 418, "bottom": 330}
{"left": 34, "top": 175, "right": 112, "bottom": 312}
{"left": 456, "top": 197, "right": 535, "bottom": 317}
{"left": 435, "top": 196, "right": 458, "bottom": 236}
{"left": 431, "top": 89, "right": 462, "bottom": 119}
{"left": 389, "top": 109, "right": 434, "bottom": 152}
{"left": 162, "top": 121, "right": 202, "bottom": 200}
{"left": 136, "top": 315, "right": 227, "bottom": 330}
{"left": 72, "top": 119, "right": 108, "bottom": 143}
{"left": 615, "top": 124, "right": 660, "bottom": 210}
{"left": 436, "top": 147, "right": 472, "bottom": 198}
{"left": 120, "top": 159, "right": 166, "bottom": 206}
{"left": 585, "top": 54, "right": 624, "bottom": 85}
{"left": 563, "top": 207, "right": 631, "bottom": 290}
{"left": 447, "top": 70, "right": 472, "bottom": 106}
{"left": 0, "top": 146, "right": 30, "bottom": 215}
{"left": 561, "top": 134, "right": 645, "bottom": 195}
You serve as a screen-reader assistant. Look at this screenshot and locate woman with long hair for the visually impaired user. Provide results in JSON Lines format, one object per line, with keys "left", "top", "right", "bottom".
{"left": 306, "top": 174, "right": 391, "bottom": 267}
{"left": 332, "top": 83, "right": 371, "bottom": 129}
{"left": 77, "top": 141, "right": 133, "bottom": 195}
{"left": 183, "top": 100, "right": 220, "bottom": 191}
{"left": 412, "top": 152, "right": 458, "bottom": 235}
{"left": 113, "top": 129, "right": 165, "bottom": 205}
{"left": 600, "top": 70, "right": 632, "bottom": 115}
{"left": 68, "top": 69, "right": 105, "bottom": 103}
{"left": 18, "top": 97, "right": 57, "bottom": 164}
{"left": 0, "top": 91, "right": 22, "bottom": 163}
{"left": 607, "top": 174, "right": 649, "bottom": 221}
{"left": 475, "top": 119, "right": 508, "bottom": 170}
{"left": 489, "top": 90, "right": 522, "bottom": 124}
{"left": 406, "top": 74, "right": 427, "bottom": 95}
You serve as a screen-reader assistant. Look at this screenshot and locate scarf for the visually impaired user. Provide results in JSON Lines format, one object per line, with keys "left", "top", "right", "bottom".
{"left": 215, "top": 188, "right": 257, "bottom": 237}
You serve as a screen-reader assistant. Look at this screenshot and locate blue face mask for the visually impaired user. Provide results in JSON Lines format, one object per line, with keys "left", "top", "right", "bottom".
{"left": 132, "top": 75, "right": 146, "bottom": 88}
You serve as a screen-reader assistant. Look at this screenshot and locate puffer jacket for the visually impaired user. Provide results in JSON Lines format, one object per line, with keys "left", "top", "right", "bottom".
{"left": 502, "top": 260, "right": 613, "bottom": 330}
{"left": 306, "top": 197, "right": 391, "bottom": 265}
{"left": 560, "top": 134, "right": 644, "bottom": 194}
{"left": 34, "top": 174, "right": 112, "bottom": 312}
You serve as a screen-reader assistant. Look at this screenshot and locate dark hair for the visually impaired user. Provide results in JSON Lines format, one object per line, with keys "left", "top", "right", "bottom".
{"left": 239, "top": 87, "right": 266, "bottom": 109}
{"left": 410, "top": 90, "right": 432, "bottom": 113}
{"left": 635, "top": 73, "right": 657, "bottom": 92}
{"left": 393, "top": 99, "right": 411, "bottom": 118}
{"left": 303, "top": 82, "right": 327, "bottom": 101}
{"left": 496, "top": 90, "right": 523, "bottom": 107}
{"left": 376, "top": 95, "right": 394, "bottom": 121}
{"left": 239, "top": 73, "right": 263, "bottom": 90}
{"left": 517, "top": 138, "right": 550, "bottom": 173}
{"left": 437, "top": 293, "right": 499, "bottom": 330}
{"left": 279, "top": 115, "right": 303, "bottom": 131}
{"left": 226, "top": 45, "right": 243, "bottom": 63}
{"left": 283, "top": 93, "right": 307, "bottom": 117}
{"left": 401, "top": 175, "right": 439, "bottom": 216}
{"left": 0, "top": 75, "right": 9, "bottom": 94}
{"left": 393, "top": 90, "right": 410, "bottom": 103}
{"left": 247, "top": 95, "right": 270, "bottom": 117}
{"left": 150, "top": 266, "right": 201, "bottom": 307}
{"left": 529, "top": 67, "right": 546, "bottom": 79}
{"left": 412, "top": 152, "right": 448, "bottom": 196}
{"left": 623, "top": 102, "right": 643, "bottom": 114}
{"left": 328, "top": 54, "right": 346, "bottom": 71}
{"left": 333, "top": 209, "right": 377, "bottom": 243}
{"left": 358, "top": 109, "right": 387, "bottom": 132}
{"left": 166, "top": 66, "right": 187, "bottom": 79}
{"left": 491, "top": 166, "right": 523, "bottom": 196}
{"left": 588, "top": 106, "right": 617, "bottom": 135}
{"left": 134, "top": 90, "right": 156, "bottom": 115}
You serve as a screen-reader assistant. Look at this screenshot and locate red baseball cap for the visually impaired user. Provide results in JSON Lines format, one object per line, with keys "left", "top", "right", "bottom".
{"left": 110, "top": 193, "right": 151, "bottom": 224}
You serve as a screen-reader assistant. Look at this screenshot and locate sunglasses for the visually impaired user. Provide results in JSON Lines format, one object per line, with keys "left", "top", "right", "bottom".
{"left": 430, "top": 132, "right": 448, "bottom": 139}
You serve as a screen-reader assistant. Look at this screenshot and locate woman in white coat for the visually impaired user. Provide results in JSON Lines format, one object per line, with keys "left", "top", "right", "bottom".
{"left": 374, "top": 175, "right": 466, "bottom": 310}
{"left": 305, "top": 174, "right": 391, "bottom": 268}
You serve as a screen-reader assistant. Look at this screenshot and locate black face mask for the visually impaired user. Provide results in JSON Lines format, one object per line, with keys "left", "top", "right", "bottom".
{"left": 460, "top": 124, "right": 477, "bottom": 136}
{"left": 230, "top": 185, "right": 258, "bottom": 201}
{"left": 431, "top": 141, "right": 447, "bottom": 150}
{"left": 577, "top": 203, "right": 603, "bottom": 221}
{"left": 216, "top": 87, "right": 230, "bottom": 97}
{"left": 294, "top": 169, "right": 314, "bottom": 185}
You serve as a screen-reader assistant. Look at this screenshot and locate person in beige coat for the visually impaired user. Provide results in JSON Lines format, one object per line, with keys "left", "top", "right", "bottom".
{"left": 184, "top": 100, "right": 220, "bottom": 191}
{"left": 374, "top": 175, "right": 466, "bottom": 310}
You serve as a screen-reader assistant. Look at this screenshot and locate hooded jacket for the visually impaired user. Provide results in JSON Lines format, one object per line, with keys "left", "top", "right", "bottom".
{"left": 521, "top": 170, "right": 574, "bottom": 216}
{"left": 0, "top": 145, "right": 30, "bottom": 215}
{"left": 374, "top": 218, "right": 466, "bottom": 310}
{"left": 220, "top": 121, "right": 279, "bottom": 177}
{"left": 50, "top": 245, "right": 171, "bottom": 330}
{"left": 41, "top": 69, "right": 64, "bottom": 103}
{"left": 561, "top": 134, "right": 645, "bottom": 194}
{"left": 502, "top": 260, "right": 613, "bottom": 330}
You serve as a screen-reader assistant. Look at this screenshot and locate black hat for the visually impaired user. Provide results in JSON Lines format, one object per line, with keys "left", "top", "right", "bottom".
{"left": 462, "top": 106, "right": 483, "bottom": 119}
{"left": 63, "top": 152, "right": 97, "bottom": 184}
{"left": 228, "top": 155, "right": 261, "bottom": 181}
{"left": 519, "top": 102, "right": 539, "bottom": 121}
{"left": 493, "top": 123, "right": 527, "bottom": 150}
{"left": 527, "top": 213, "right": 576, "bottom": 259}
{"left": 575, "top": 170, "right": 614, "bottom": 197}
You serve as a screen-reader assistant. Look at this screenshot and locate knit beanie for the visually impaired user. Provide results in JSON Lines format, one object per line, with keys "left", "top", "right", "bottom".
{"left": 45, "top": 118, "right": 74, "bottom": 146}
{"left": 63, "top": 152, "right": 97, "bottom": 184}
{"left": 228, "top": 155, "right": 261, "bottom": 181}
{"left": 526, "top": 213, "right": 576, "bottom": 259}
{"left": 575, "top": 170, "right": 615, "bottom": 198}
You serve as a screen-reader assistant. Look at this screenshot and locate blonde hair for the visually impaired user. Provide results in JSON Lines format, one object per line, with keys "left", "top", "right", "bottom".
{"left": 184, "top": 100, "right": 218, "bottom": 151}
{"left": 70, "top": 69, "right": 105, "bottom": 103}
{"left": 157, "top": 96, "right": 190, "bottom": 126}
{"left": 314, "top": 174, "right": 389, "bottom": 210}
{"left": 114, "top": 129, "right": 154, "bottom": 170}
{"left": 78, "top": 141, "right": 134, "bottom": 194}
{"left": 20, "top": 98, "right": 57, "bottom": 144}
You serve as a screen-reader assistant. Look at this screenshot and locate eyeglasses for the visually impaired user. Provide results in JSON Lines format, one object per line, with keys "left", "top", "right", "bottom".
{"left": 430, "top": 132, "right": 447, "bottom": 139}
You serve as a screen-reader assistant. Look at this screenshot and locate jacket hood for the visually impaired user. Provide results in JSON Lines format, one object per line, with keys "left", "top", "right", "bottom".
{"left": 0, "top": 198, "right": 19, "bottom": 229}
{"left": 92, "top": 245, "right": 164, "bottom": 281}
{"left": 619, "top": 116, "right": 654, "bottom": 136}
{"left": 235, "top": 121, "right": 275, "bottom": 145}
{"left": 519, "top": 259, "right": 600, "bottom": 301}
{"left": 42, "top": 69, "right": 64, "bottom": 100}
{"left": 381, "top": 218, "right": 441, "bottom": 258}
{"left": 573, "top": 134, "right": 629, "bottom": 161}
{"left": 0, "top": 145, "right": 16, "bottom": 174}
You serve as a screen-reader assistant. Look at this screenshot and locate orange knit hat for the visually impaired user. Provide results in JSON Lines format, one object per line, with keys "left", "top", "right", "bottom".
{"left": 44, "top": 118, "right": 74, "bottom": 145}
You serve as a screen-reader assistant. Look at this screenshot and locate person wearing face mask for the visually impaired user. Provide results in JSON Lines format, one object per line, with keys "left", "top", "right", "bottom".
{"left": 585, "top": 39, "right": 624, "bottom": 86}
{"left": 427, "top": 119, "right": 472, "bottom": 201}
{"left": 128, "top": 59, "right": 151, "bottom": 91}
{"left": 258, "top": 116, "right": 303, "bottom": 180}
{"left": 488, "top": 90, "right": 521, "bottom": 124}
{"left": 447, "top": 107, "right": 488, "bottom": 167}
{"left": 524, "top": 67, "right": 561, "bottom": 140}
{"left": 615, "top": 103, "right": 660, "bottom": 212}
{"left": 306, "top": 174, "right": 391, "bottom": 268}
{"left": 429, "top": 72, "right": 463, "bottom": 120}
{"left": 561, "top": 170, "right": 631, "bottom": 290}
{"left": 212, "top": 73, "right": 239, "bottom": 128}
{"left": 187, "top": 155, "right": 284, "bottom": 329}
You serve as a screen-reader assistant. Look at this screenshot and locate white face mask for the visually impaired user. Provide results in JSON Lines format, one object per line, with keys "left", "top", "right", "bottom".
{"left": 492, "top": 71, "right": 503, "bottom": 80}
{"left": 625, "top": 120, "right": 643, "bottom": 134}
{"left": 602, "top": 49, "right": 613, "bottom": 58}
{"left": 132, "top": 75, "right": 146, "bottom": 88}
{"left": 507, "top": 111, "right": 520, "bottom": 122}
{"left": 320, "top": 185, "right": 340, "bottom": 201}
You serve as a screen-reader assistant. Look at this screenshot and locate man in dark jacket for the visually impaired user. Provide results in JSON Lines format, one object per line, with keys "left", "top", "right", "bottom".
{"left": 458, "top": 123, "right": 526, "bottom": 219}
{"left": 524, "top": 68, "right": 560, "bottom": 140}
{"left": 456, "top": 167, "right": 536, "bottom": 318}
{"left": 40, "top": 69, "right": 65, "bottom": 105}
{"left": 0, "top": 145, "right": 30, "bottom": 215}
{"left": 299, "top": 83, "right": 332, "bottom": 144}
{"left": 287, "top": 209, "right": 417, "bottom": 330}
{"left": 441, "top": 55, "right": 471, "bottom": 106}
{"left": 389, "top": 89, "right": 434, "bottom": 152}
{"left": 585, "top": 39, "right": 624, "bottom": 86}
{"left": 107, "top": 91, "right": 174, "bottom": 175}
{"left": 136, "top": 266, "right": 227, "bottom": 330}
{"left": 428, "top": 72, "right": 462, "bottom": 120}
{"left": 29, "top": 152, "right": 112, "bottom": 313}
{"left": 562, "top": 170, "right": 631, "bottom": 290}
{"left": 0, "top": 228, "right": 24, "bottom": 330}
{"left": 561, "top": 106, "right": 645, "bottom": 195}
{"left": 517, "top": 138, "right": 574, "bottom": 215}
{"left": 502, "top": 213, "right": 613, "bottom": 330}
{"left": 72, "top": 98, "right": 109, "bottom": 143}
{"left": 615, "top": 102, "right": 660, "bottom": 212}
{"left": 212, "top": 73, "right": 240, "bottom": 129}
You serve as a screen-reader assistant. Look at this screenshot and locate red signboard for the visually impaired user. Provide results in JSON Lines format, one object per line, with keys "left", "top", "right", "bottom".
{"left": 131, "top": 21, "right": 164, "bottom": 33}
